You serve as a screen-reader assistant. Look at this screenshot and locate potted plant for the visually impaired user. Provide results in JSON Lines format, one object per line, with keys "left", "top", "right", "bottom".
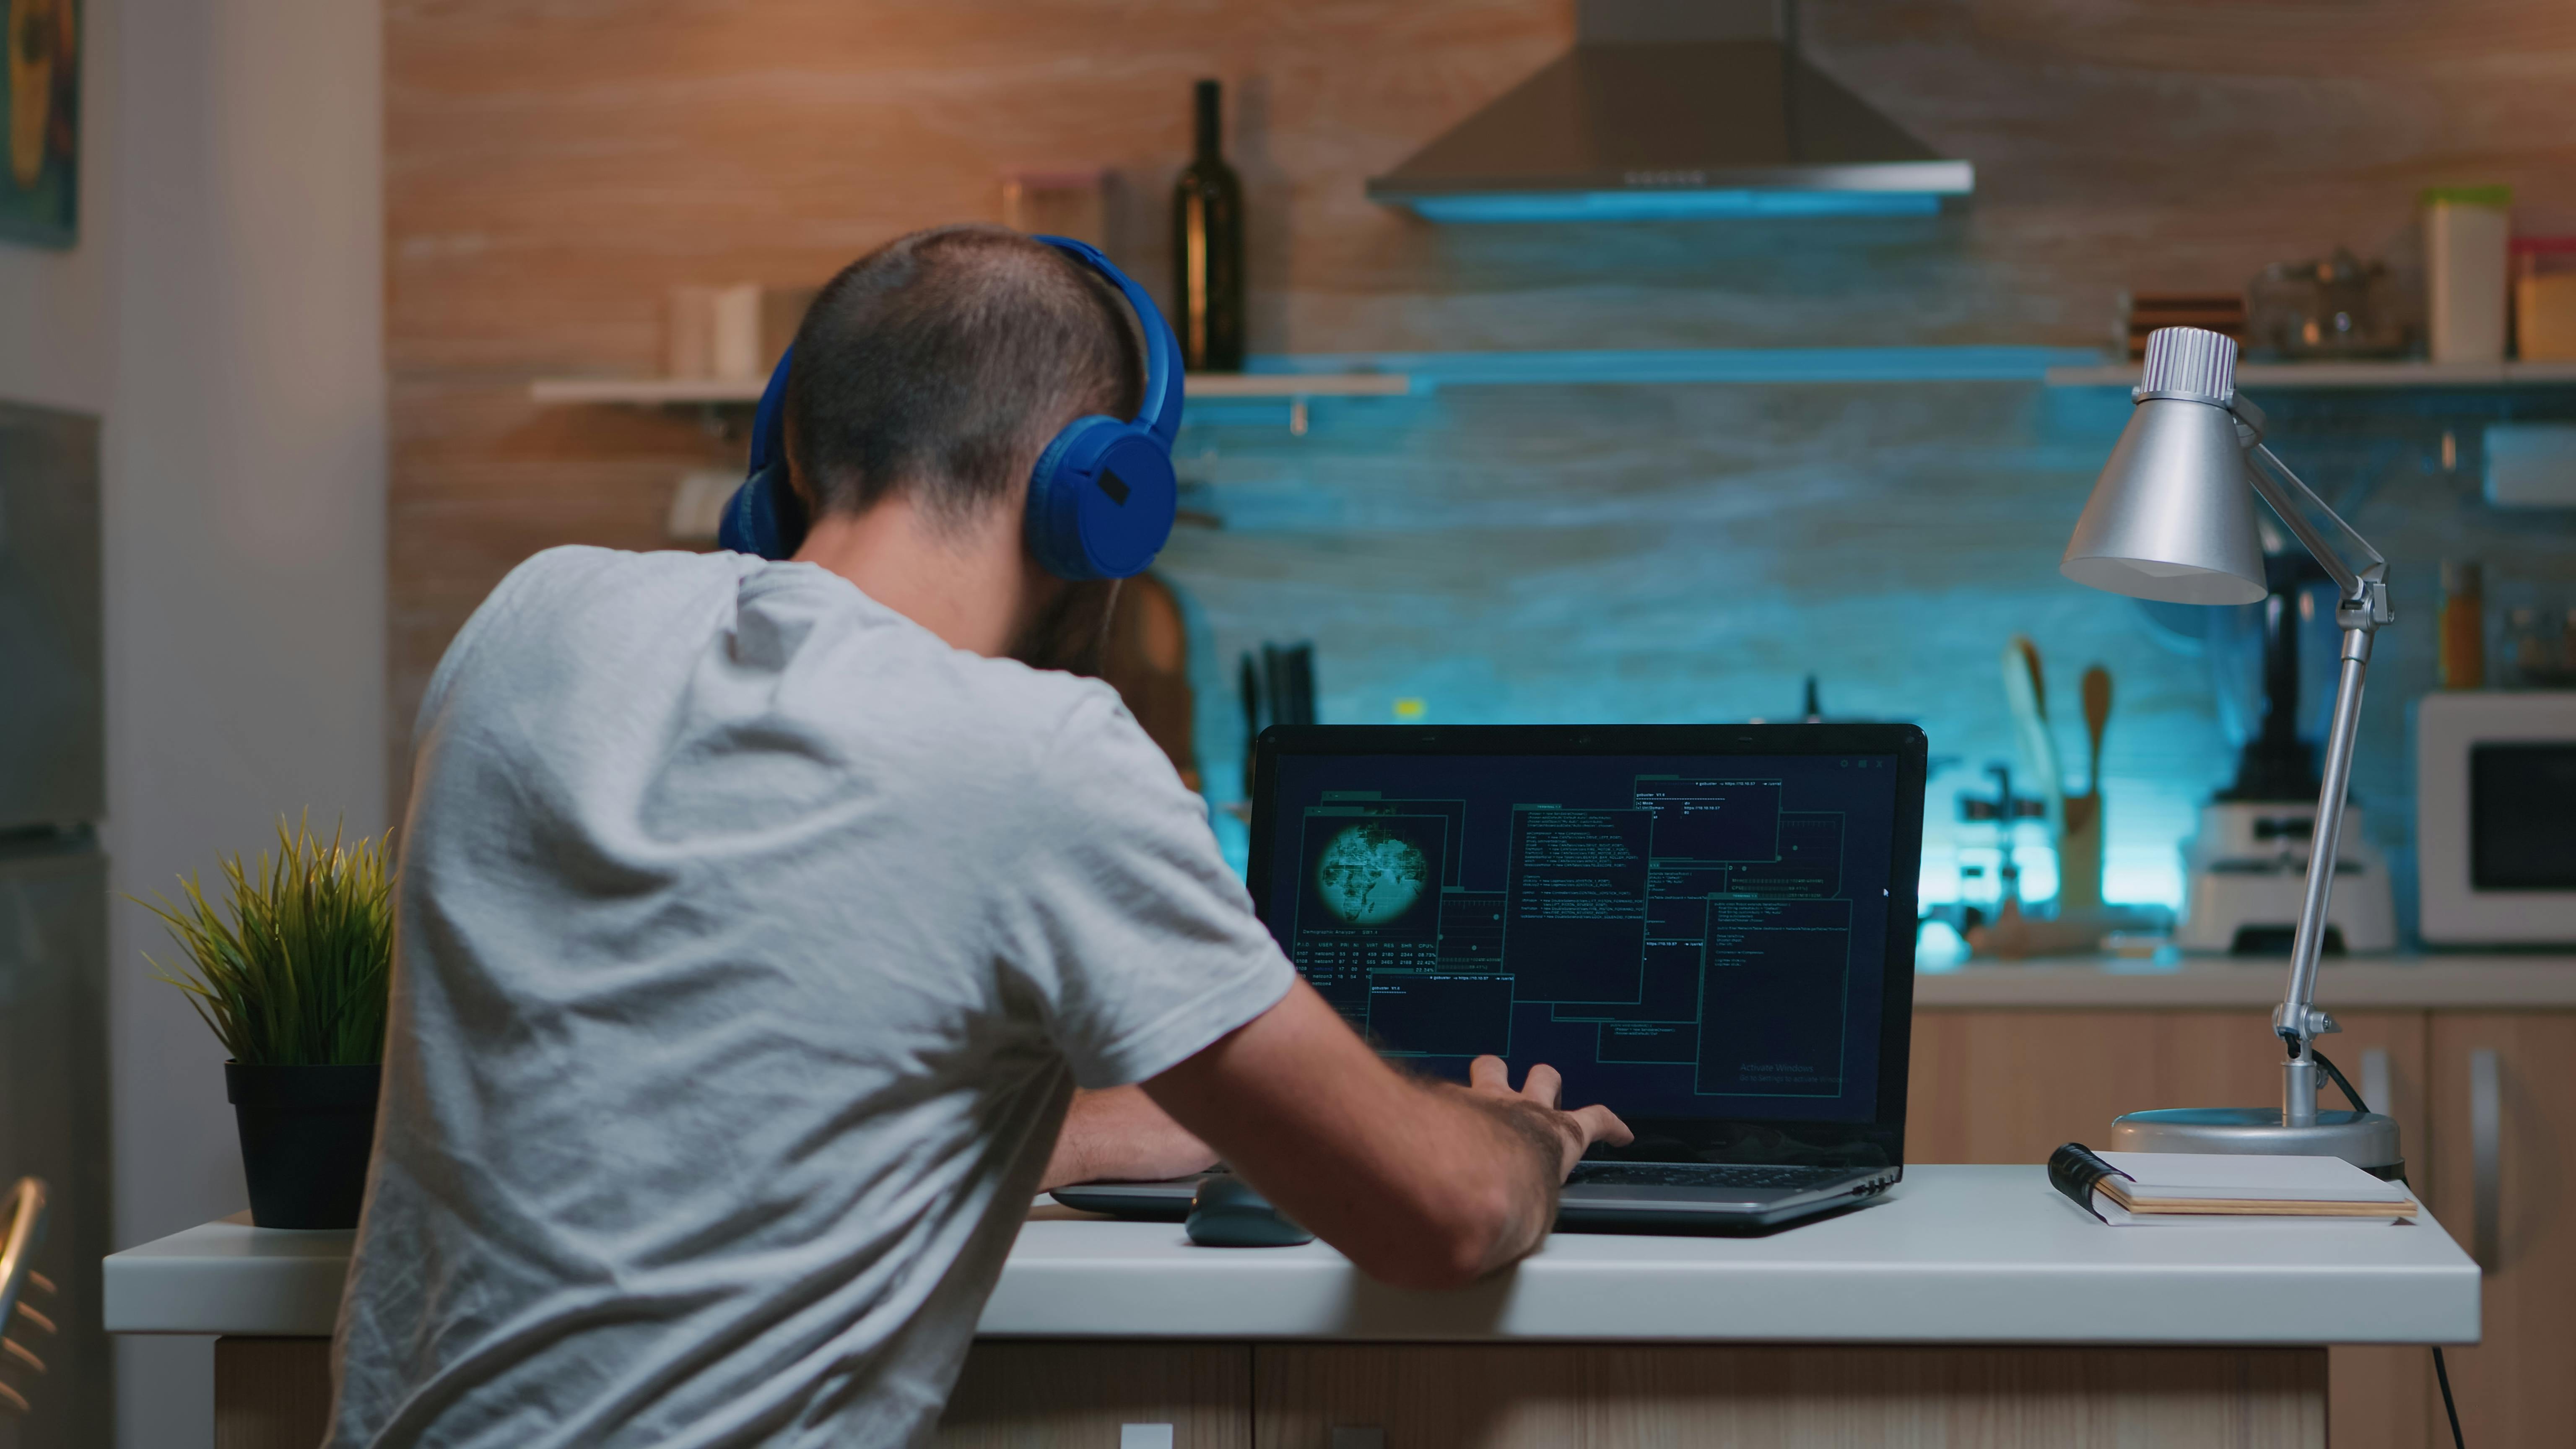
{"left": 139, "top": 817, "right": 394, "bottom": 1230}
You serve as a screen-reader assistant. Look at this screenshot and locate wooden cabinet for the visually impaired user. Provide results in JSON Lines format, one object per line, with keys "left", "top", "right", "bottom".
{"left": 1906, "top": 1008, "right": 2431, "bottom": 1170}
{"left": 1251, "top": 1343, "right": 2322, "bottom": 1449}
{"left": 2425, "top": 1013, "right": 2576, "bottom": 1449}
{"left": 941, "top": 1341, "right": 2326, "bottom": 1448}
{"left": 210, "top": 1339, "right": 332, "bottom": 1449}
{"left": 934, "top": 1342, "right": 1251, "bottom": 1449}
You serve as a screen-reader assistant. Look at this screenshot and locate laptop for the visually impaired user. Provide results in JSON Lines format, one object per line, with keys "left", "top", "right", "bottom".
{"left": 1054, "top": 723, "right": 1928, "bottom": 1231}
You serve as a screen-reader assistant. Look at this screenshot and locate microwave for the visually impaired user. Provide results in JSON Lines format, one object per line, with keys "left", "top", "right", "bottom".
{"left": 2417, "top": 691, "right": 2576, "bottom": 945}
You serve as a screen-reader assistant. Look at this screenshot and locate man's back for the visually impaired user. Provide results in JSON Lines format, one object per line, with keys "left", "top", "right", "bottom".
{"left": 331, "top": 546, "right": 1290, "bottom": 1447}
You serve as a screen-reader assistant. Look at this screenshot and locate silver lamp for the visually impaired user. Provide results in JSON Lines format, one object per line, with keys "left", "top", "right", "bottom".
{"left": 2062, "top": 327, "right": 2402, "bottom": 1171}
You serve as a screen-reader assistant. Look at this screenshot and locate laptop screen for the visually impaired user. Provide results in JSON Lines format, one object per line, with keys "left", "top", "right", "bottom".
{"left": 1259, "top": 749, "right": 1906, "bottom": 1126}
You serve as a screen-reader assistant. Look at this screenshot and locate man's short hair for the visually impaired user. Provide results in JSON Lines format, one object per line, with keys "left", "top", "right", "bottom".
{"left": 785, "top": 226, "right": 1145, "bottom": 525}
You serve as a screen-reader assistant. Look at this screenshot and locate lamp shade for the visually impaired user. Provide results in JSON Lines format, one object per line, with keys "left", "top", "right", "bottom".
{"left": 2060, "top": 331, "right": 2268, "bottom": 606}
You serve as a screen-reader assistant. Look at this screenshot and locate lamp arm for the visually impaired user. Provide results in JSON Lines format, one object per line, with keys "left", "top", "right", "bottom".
{"left": 2231, "top": 437, "right": 2393, "bottom": 1128}
{"left": 2277, "top": 629, "right": 2371, "bottom": 1121}
{"left": 2242, "top": 442, "right": 2388, "bottom": 597}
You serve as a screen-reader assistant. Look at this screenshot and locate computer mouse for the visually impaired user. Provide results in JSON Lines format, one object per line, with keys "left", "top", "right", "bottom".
{"left": 1184, "top": 1175, "right": 1314, "bottom": 1247}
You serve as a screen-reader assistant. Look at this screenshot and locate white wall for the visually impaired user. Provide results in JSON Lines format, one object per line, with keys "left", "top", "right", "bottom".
{"left": 0, "top": 1, "right": 385, "bottom": 1444}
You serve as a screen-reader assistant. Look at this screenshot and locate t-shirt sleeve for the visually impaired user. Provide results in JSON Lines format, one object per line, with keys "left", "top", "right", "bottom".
{"left": 1001, "top": 686, "right": 1296, "bottom": 1090}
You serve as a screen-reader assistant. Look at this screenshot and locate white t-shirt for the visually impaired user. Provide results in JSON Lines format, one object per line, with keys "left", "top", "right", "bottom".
{"left": 330, "top": 547, "right": 1293, "bottom": 1448}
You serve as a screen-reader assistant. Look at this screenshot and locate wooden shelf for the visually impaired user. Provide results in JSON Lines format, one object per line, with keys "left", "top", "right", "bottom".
{"left": 1185, "top": 372, "right": 1412, "bottom": 399}
{"left": 529, "top": 371, "right": 1413, "bottom": 407}
{"left": 527, "top": 348, "right": 2142, "bottom": 410}
{"left": 533, "top": 352, "right": 2576, "bottom": 411}
{"left": 2046, "top": 359, "right": 2576, "bottom": 390}
{"left": 1292, "top": 346, "right": 2100, "bottom": 387}
{"left": 530, "top": 377, "right": 765, "bottom": 406}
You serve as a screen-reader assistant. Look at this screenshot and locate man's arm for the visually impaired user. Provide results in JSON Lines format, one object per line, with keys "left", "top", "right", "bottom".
{"left": 1039, "top": 1085, "right": 1216, "bottom": 1192}
{"left": 1141, "top": 980, "right": 1630, "bottom": 1291}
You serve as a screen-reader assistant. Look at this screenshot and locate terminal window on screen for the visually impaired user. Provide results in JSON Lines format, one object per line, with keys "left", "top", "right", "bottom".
{"left": 1265, "top": 754, "right": 1901, "bottom": 1124}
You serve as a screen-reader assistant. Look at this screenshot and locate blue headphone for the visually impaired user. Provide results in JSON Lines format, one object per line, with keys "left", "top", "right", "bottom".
{"left": 717, "top": 235, "right": 1184, "bottom": 581}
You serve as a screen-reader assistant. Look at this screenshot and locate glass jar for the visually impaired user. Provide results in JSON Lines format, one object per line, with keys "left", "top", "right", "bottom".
{"left": 2506, "top": 607, "right": 2576, "bottom": 688}
{"left": 2513, "top": 237, "right": 2576, "bottom": 361}
{"left": 2247, "top": 248, "right": 2410, "bottom": 360}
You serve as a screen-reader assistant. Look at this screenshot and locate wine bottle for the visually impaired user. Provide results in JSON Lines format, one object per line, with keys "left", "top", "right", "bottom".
{"left": 1171, "top": 79, "right": 1245, "bottom": 372}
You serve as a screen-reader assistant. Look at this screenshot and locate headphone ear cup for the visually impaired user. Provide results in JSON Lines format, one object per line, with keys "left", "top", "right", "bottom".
{"left": 1024, "top": 416, "right": 1116, "bottom": 579}
{"left": 1080, "top": 431, "right": 1177, "bottom": 577}
{"left": 722, "top": 345, "right": 802, "bottom": 559}
{"left": 1025, "top": 418, "right": 1178, "bottom": 581}
{"left": 717, "top": 462, "right": 806, "bottom": 559}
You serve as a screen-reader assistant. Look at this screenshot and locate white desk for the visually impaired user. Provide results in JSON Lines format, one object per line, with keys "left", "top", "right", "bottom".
{"left": 108, "top": 1166, "right": 2475, "bottom": 1448}
{"left": 106, "top": 1166, "right": 2478, "bottom": 1344}
{"left": 981, "top": 1166, "right": 2475, "bottom": 1344}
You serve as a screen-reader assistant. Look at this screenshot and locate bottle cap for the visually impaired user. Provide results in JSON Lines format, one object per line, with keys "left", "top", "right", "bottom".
{"left": 2441, "top": 560, "right": 2483, "bottom": 596}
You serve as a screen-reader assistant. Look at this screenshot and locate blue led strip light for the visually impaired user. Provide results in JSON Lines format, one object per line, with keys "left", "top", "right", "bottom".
{"left": 1236, "top": 347, "right": 2103, "bottom": 392}
{"left": 1403, "top": 190, "right": 1948, "bottom": 223}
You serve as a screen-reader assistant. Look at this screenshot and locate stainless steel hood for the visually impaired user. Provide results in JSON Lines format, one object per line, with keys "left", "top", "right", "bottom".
{"left": 1367, "top": 0, "right": 1971, "bottom": 222}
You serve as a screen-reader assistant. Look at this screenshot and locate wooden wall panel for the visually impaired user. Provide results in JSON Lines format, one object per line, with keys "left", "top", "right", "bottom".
{"left": 385, "top": 1, "right": 2576, "bottom": 839}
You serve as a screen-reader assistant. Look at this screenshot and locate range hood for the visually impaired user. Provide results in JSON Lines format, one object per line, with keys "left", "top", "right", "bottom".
{"left": 1367, "top": 0, "right": 1971, "bottom": 222}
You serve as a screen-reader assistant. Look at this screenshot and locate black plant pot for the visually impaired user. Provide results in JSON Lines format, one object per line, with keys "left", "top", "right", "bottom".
{"left": 224, "top": 1062, "right": 382, "bottom": 1229}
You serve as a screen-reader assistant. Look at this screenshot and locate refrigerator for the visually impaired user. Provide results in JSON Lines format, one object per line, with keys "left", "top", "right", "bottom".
{"left": 0, "top": 401, "right": 111, "bottom": 1449}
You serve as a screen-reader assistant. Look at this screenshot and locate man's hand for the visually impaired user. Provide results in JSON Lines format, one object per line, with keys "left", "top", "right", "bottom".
{"left": 1143, "top": 981, "right": 1631, "bottom": 1291}
{"left": 1463, "top": 1055, "right": 1632, "bottom": 1178}
{"left": 1039, "top": 1085, "right": 1217, "bottom": 1192}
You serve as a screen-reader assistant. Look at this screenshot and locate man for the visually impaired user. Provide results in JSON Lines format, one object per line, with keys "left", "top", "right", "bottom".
{"left": 331, "top": 226, "right": 1629, "bottom": 1448}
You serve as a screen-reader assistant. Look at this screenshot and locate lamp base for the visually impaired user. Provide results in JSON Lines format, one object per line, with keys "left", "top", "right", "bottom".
{"left": 2110, "top": 1107, "right": 2404, "bottom": 1177}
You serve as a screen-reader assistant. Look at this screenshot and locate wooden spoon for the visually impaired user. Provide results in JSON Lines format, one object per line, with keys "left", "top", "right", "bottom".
{"left": 2001, "top": 637, "right": 2061, "bottom": 836}
{"left": 2081, "top": 665, "right": 2113, "bottom": 798}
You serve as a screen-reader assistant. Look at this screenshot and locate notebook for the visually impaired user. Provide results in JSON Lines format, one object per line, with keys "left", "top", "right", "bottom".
{"left": 2049, "top": 1143, "right": 2419, "bottom": 1226}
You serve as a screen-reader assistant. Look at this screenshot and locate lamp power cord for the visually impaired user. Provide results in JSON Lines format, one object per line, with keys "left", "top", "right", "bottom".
{"left": 2308, "top": 1045, "right": 2468, "bottom": 1449}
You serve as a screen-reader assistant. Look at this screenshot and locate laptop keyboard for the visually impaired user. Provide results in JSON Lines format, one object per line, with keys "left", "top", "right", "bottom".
{"left": 1568, "top": 1162, "right": 1855, "bottom": 1190}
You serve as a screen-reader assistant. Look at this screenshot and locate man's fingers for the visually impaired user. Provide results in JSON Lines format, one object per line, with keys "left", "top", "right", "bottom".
{"left": 1570, "top": 1104, "right": 1633, "bottom": 1148}
{"left": 1467, "top": 1054, "right": 1510, "bottom": 1093}
{"left": 1517, "top": 1062, "right": 1563, "bottom": 1109}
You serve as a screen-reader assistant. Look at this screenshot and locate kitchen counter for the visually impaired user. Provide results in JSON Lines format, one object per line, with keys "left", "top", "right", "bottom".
{"left": 106, "top": 1165, "right": 2477, "bottom": 1345}
{"left": 1915, "top": 952, "right": 2576, "bottom": 1009}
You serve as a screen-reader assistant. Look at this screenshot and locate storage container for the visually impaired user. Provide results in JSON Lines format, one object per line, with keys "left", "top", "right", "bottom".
{"left": 2513, "top": 236, "right": 2576, "bottom": 360}
{"left": 2424, "top": 186, "right": 2512, "bottom": 364}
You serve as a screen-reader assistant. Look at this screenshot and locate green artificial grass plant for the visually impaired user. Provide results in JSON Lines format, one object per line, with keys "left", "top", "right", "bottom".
{"left": 138, "top": 815, "right": 395, "bottom": 1066}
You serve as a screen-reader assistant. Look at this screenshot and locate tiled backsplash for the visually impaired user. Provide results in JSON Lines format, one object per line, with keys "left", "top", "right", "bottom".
{"left": 1161, "top": 378, "right": 2576, "bottom": 943}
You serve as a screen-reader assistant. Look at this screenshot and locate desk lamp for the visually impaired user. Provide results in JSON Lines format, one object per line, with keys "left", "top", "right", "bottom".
{"left": 2060, "top": 326, "right": 2401, "bottom": 1172}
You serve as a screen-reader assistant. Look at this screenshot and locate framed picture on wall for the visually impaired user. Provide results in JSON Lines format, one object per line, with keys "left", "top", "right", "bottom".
{"left": 2, "top": 0, "right": 77, "bottom": 247}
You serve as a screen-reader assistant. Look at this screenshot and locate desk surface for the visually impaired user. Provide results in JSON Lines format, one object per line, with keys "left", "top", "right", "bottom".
{"left": 106, "top": 1166, "right": 2477, "bottom": 1346}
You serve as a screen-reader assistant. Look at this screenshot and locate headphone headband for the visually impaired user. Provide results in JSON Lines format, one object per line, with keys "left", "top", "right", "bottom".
{"left": 1034, "top": 235, "right": 1183, "bottom": 448}
{"left": 719, "top": 234, "right": 1183, "bottom": 577}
